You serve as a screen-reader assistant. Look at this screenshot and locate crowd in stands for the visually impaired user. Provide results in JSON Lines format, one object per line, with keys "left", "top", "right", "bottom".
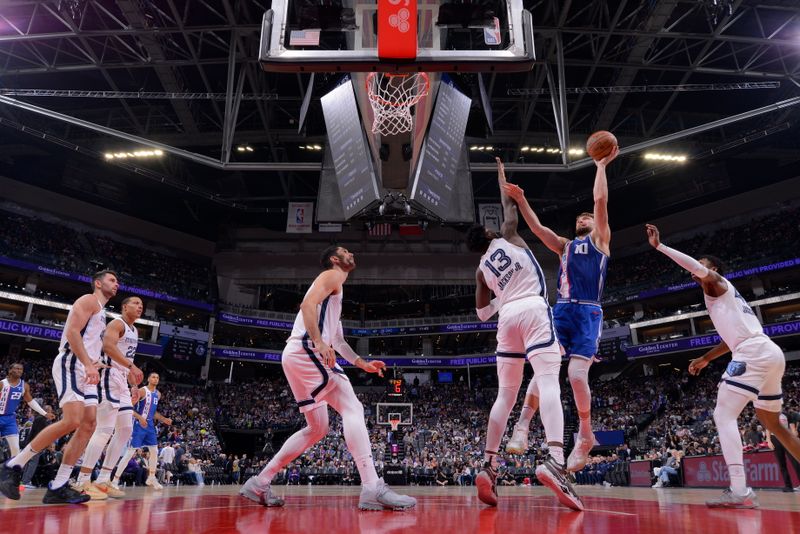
{"left": 0, "top": 208, "right": 212, "bottom": 302}
{"left": 604, "top": 203, "right": 800, "bottom": 302}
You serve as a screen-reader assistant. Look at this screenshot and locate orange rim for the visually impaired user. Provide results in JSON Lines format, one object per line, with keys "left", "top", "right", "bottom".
{"left": 366, "top": 72, "right": 430, "bottom": 108}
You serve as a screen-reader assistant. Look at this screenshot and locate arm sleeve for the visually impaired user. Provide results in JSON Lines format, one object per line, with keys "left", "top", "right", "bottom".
{"left": 27, "top": 399, "right": 47, "bottom": 416}
{"left": 656, "top": 244, "right": 710, "bottom": 278}
{"left": 331, "top": 322, "right": 360, "bottom": 364}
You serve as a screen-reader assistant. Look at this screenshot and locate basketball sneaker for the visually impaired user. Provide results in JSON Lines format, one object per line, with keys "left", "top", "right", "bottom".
{"left": 706, "top": 488, "right": 759, "bottom": 509}
{"left": 75, "top": 481, "right": 109, "bottom": 500}
{"left": 240, "top": 477, "right": 285, "bottom": 507}
{"left": 42, "top": 482, "right": 91, "bottom": 504}
{"left": 94, "top": 481, "right": 125, "bottom": 498}
{"left": 476, "top": 462, "right": 499, "bottom": 506}
{"left": 566, "top": 436, "right": 594, "bottom": 472}
{"left": 0, "top": 464, "right": 23, "bottom": 500}
{"left": 535, "top": 455, "right": 585, "bottom": 511}
{"left": 358, "top": 478, "right": 416, "bottom": 511}
{"left": 146, "top": 476, "right": 164, "bottom": 490}
{"left": 505, "top": 424, "right": 529, "bottom": 455}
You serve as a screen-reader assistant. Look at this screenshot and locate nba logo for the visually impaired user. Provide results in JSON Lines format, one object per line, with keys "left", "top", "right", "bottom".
{"left": 484, "top": 17, "right": 502, "bottom": 46}
{"left": 296, "top": 208, "right": 305, "bottom": 224}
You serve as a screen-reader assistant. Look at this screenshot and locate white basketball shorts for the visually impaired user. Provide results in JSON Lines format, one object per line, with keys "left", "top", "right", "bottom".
{"left": 719, "top": 336, "right": 785, "bottom": 412}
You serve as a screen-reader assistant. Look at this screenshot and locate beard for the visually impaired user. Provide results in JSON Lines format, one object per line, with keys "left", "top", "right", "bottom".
{"left": 575, "top": 226, "right": 591, "bottom": 237}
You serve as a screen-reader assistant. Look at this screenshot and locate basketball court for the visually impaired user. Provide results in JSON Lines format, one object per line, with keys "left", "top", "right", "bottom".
{"left": 2, "top": 485, "right": 799, "bottom": 534}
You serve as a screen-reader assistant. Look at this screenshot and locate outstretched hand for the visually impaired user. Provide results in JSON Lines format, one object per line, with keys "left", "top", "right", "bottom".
{"left": 596, "top": 145, "right": 619, "bottom": 167}
{"left": 496, "top": 157, "right": 507, "bottom": 184}
{"left": 646, "top": 224, "right": 661, "bottom": 249}
{"left": 360, "top": 359, "right": 386, "bottom": 377}
{"left": 688, "top": 356, "right": 709, "bottom": 376}
{"left": 502, "top": 183, "right": 525, "bottom": 203}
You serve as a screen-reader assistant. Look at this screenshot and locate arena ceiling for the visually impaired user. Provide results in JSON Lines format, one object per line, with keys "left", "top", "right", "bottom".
{"left": 0, "top": 0, "right": 799, "bottom": 239}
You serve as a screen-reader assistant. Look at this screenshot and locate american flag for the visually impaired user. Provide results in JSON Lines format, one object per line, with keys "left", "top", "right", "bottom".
{"left": 369, "top": 223, "right": 392, "bottom": 237}
{"left": 289, "top": 30, "right": 320, "bottom": 46}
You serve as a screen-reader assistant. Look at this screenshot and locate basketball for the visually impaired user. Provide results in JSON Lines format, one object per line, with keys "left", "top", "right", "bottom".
{"left": 586, "top": 130, "right": 618, "bottom": 161}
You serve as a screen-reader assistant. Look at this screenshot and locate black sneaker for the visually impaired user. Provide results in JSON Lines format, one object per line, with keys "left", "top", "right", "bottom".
{"left": 535, "top": 456, "right": 585, "bottom": 511}
{"left": 43, "top": 482, "right": 91, "bottom": 505}
{"left": 0, "top": 463, "right": 23, "bottom": 500}
{"left": 476, "top": 462, "right": 499, "bottom": 506}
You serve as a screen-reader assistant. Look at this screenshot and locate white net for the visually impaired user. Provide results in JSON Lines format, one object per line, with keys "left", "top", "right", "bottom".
{"left": 366, "top": 72, "right": 430, "bottom": 136}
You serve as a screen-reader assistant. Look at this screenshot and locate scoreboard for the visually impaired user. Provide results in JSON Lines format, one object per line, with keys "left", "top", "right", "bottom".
{"left": 386, "top": 378, "right": 405, "bottom": 398}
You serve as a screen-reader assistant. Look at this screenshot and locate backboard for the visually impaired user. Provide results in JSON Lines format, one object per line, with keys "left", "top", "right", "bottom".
{"left": 376, "top": 402, "right": 414, "bottom": 427}
{"left": 259, "top": 0, "right": 535, "bottom": 73}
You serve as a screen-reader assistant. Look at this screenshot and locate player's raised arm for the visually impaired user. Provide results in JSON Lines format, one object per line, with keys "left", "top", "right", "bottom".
{"left": 331, "top": 322, "right": 386, "bottom": 377}
{"left": 592, "top": 146, "right": 618, "bottom": 253}
{"left": 647, "top": 224, "right": 723, "bottom": 280}
{"left": 496, "top": 158, "right": 522, "bottom": 243}
{"left": 503, "top": 183, "right": 569, "bottom": 255}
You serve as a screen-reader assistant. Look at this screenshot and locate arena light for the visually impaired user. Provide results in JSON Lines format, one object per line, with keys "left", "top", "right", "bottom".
{"left": 568, "top": 148, "right": 585, "bottom": 155}
{"left": 236, "top": 145, "right": 254, "bottom": 152}
{"left": 103, "top": 149, "right": 164, "bottom": 160}
{"left": 644, "top": 153, "right": 688, "bottom": 162}
{"left": 521, "top": 146, "right": 530, "bottom": 152}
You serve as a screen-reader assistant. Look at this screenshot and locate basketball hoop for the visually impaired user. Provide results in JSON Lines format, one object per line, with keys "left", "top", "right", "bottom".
{"left": 366, "top": 72, "right": 430, "bottom": 136}
{"left": 389, "top": 415, "right": 402, "bottom": 432}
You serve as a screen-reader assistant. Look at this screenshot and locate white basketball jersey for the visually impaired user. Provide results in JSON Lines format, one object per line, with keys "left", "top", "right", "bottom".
{"left": 288, "top": 286, "right": 343, "bottom": 346}
{"left": 704, "top": 277, "right": 765, "bottom": 352}
{"left": 58, "top": 299, "right": 107, "bottom": 363}
{"left": 478, "top": 238, "right": 548, "bottom": 311}
{"left": 105, "top": 318, "right": 139, "bottom": 374}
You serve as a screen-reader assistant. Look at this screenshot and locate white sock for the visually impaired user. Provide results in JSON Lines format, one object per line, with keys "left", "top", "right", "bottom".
{"left": 549, "top": 445, "right": 565, "bottom": 465}
{"left": 257, "top": 407, "right": 328, "bottom": 487}
{"left": 96, "top": 469, "right": 113, "bottom": 484}
{"left": 51, "top": 463, "right": 75, "bottom": 489}
{"left": 537, "top": 373, "right": 565, "bottom": 449}
{"left": 102, "top": 415, "right": 134, "bottom": 477}
{"left": 728, "top": 464, "right": 747, "bottom": 495}
{"left": 486, "top": 385, "right": 518, "bottom": 456}
{"left": 713, "top": 386, "right": 750, "bottom": 496}
{"left": 6, "top": 435, "right": 20, "bottom": 457}
{"left": 326, "top": 387, "right": 381, "bottom": 489}
{"left": 6, "top": 444, "right": 39, "bottom": 469}
{"left": 76, "top": 471, "right": 91, "bottom": 484}
{"left": 113, "top": 449, "right": 136, "bottom": 484}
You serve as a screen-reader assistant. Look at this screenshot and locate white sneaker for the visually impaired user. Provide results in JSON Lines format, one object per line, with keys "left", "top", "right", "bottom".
{"left": 358, "top": 478, "right": 416, "bottom": 511}
{"left": 109, "top": 480, "right": 122, "bottom": 491}
{"left": 75, "top": 481, "right": 109, "bottom": 500}
{"left": 567, "top": 436, "right": 594, "bottom": 472}
{"left": 706, "top": 487, "right": 759, "bottom": 509}
{"left": 146, "top": 476, "right": 164, "bottom": 490}
{"left": 239, "top": 477, "right": 284, "bottom": 507}
{"left": 652, "top": 480, "right": 663, "bottom": 488}
{"left": 505, "top": 424, "right": 529, "bottom": 455}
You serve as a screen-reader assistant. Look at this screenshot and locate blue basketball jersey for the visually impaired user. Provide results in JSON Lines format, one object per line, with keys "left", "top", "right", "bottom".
{"left": 556, "top": 235, "right": 608, "bottom": 304}
{"left": 0, "top": 378, "right": 25, "bottom": 416}
{"left": 135, "top": 388, "right": 159, "bottom": 424}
